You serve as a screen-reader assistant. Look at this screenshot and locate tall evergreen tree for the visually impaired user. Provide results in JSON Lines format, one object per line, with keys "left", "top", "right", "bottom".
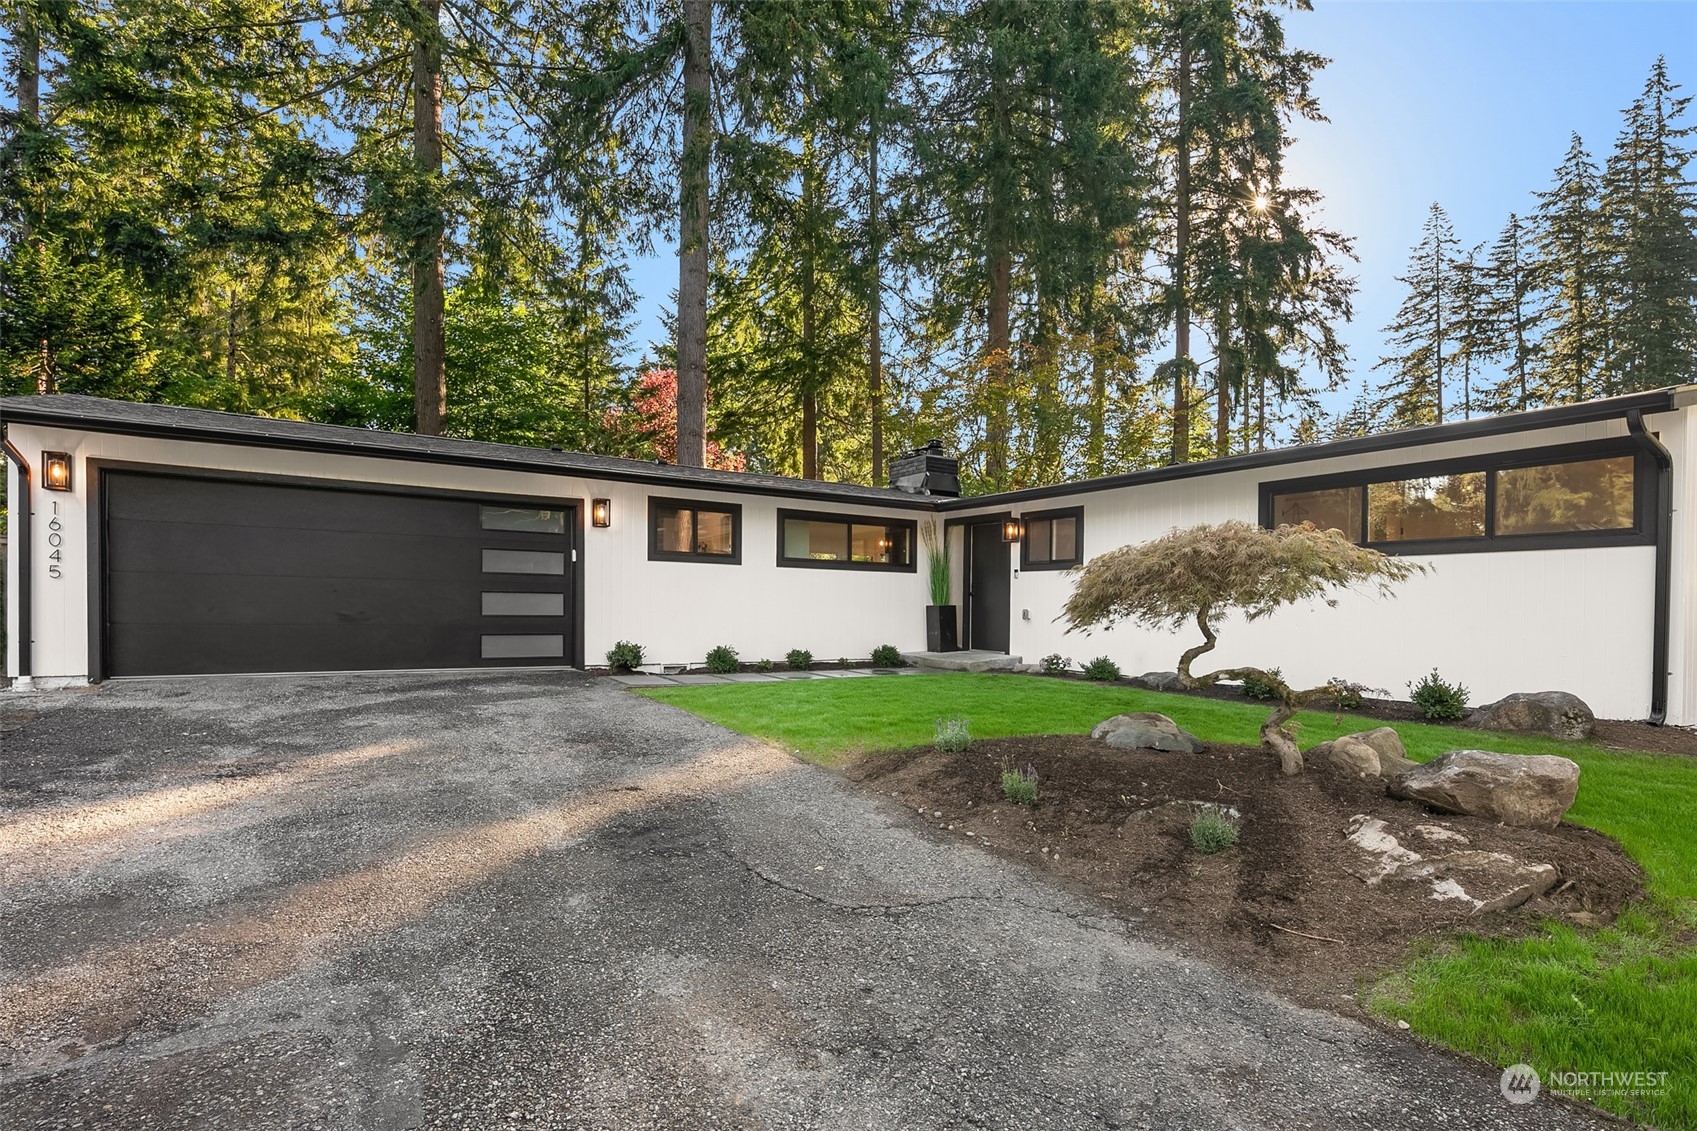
{"left": 1448, "top": 242, "right": 1490, "bottom": 420}
{"left": 1532, "top": 133, "right": 1606, "bottom": 402}
{"left": 1597, "top": 57, "right": 1697, "bottom": 394}
{"left": 1481, "top": 212, "right": 1542, "bottom": 413}
{"left": 1374, "top": 202, "right": 1458, "bottom": 427}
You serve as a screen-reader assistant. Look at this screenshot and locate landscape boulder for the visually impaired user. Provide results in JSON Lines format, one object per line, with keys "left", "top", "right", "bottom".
{"left": 1470, "top": 691, "right": 1595, "bottom": 741}
{"left": 1091, "top": 712, "right": 1206, "bottom": 754}
{"left": 1343, "top": 815, "right": 1559, "bottom": 912}
{"left": 1138, "top": 671, "right": 1186, "bottom": 692}
{"left": 1388, "top": 750, "right": 1580, "bottom": 828}
{"left": 1305, "top": 727, "right": 1419, "bottom": 777}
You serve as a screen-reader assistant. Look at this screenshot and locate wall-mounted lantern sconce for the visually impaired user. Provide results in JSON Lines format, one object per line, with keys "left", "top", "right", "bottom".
{"left": 1001, "top": 517, "right": 1024, "bottom": 543}
{"left": 42, "top": 451, "right": 73, "bottom": 492}
{"left": 591, "top": 498, "right": 612, "bottom": 528}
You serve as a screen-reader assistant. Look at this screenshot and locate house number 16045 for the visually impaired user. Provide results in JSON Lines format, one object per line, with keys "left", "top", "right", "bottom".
{"left": 46, "top": 500, "right": 64, "bottom": 579}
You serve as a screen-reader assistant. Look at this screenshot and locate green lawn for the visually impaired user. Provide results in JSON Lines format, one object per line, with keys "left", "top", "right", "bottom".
{"left": 642, "top": 672, "right": 1697, "bottom": 1128}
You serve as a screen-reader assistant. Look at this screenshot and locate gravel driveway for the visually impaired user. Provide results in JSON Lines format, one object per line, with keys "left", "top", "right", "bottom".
{"left": 0, "top": 672, "right": 1604, "bottom": 1130}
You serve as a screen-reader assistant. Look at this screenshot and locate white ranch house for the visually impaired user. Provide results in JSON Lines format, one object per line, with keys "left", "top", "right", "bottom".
{"left": 4, "top": 387, "right": 1695, "bottom": 724}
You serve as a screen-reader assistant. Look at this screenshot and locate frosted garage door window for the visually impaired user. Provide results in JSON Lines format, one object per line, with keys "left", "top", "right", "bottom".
{"left": 481, "top": 634, "right": 565, "bottom": 659}
{"left": 481, "top": 592, "right": 566, "bottom": 616}
{"left": 481, "top": 548, "right": 566, "bottom": 575}
{"left": 480, "top": 506, "right": 567, "bottom": 533}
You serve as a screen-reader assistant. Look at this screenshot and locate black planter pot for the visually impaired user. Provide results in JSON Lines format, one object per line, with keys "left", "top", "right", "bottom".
{"left": 925, "top": 605, "right": 959, "bottom": 653}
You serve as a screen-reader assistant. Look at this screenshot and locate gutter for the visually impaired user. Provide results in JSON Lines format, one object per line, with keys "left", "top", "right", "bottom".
{"left": 1626, "top": 409, "right": 1672, "bottom": 725}
{"left": 2, "top": 437, "right": 31, "bottom": 679}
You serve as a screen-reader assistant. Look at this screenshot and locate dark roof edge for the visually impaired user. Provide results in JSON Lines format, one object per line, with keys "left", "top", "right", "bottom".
{"left": 940, "top": 386, "right": 1688, "bottom": 511}
{"left": 0, "top": 397, "right": 940, "bottom": 511}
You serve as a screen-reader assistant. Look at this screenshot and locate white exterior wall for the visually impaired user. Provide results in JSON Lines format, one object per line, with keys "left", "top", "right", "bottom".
{"left": 2, "top": 423, "right": 931, "bottom": 680}
{"left": 952, "top": 409, "right": 1692, "bottom": 724}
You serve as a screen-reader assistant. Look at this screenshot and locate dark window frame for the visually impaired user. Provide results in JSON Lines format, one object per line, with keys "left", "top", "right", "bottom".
{"left": 1258, "top": 438, "right": 1655, "bottom": 555}
{"left": 1019, "top": 505, "right": 1085, "bottom": 571}
{"left": 775, "top": 508, "right": 918, "bottom": 572}
{"left": 647, "top": 496, "right": 743, "bottom": 564}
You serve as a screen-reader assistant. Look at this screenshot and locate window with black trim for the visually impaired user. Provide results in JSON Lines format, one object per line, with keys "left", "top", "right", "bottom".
{"left": 1020, "top": 506, "right": 1083, "bottom": 570}
{"left": 777, "top": 509, "right": 916, "bottom": 570}
{"left": 1261, "top": 441, "right": 1649, "bottom": 554}
{"left": 649, "top": 497, "right": 743, "bottom": 563}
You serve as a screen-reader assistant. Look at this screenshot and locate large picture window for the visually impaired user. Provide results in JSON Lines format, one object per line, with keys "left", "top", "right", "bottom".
{"left": 648, "top": 497, "right": 742, "bottom": 564}
{"left": 777, "top": 510, "right": 916, "bottom": 571}
{"left": 1261, "top": 443, "right": 1649, "bottom": 553}
{"left": 1020, "top": 506, "right": 1084, "bottom": 570}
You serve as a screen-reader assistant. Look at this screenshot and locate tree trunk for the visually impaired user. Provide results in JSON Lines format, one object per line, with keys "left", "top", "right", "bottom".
{"left": 15, "top": 3, "right": 38, "bottom": 240}
{"left": 675, "top": 0, "right": 712, "bottom": 468}
{"left": 982, "top": 54, "right": 1012, "bottom": 491}
{"left": 1214, "top": 304, "right": 1232, "bottom": 457}
{"left": 1087, "top": 299, "right": 1108, "bottom": 478}
{"left": 800, "top": 141, "right": 818, "bottom": 479}
{"left": 411, "top": 0, "right": 447, "bottom": 436}
{"left": 1170, "top": 32, "right": 1192, "bottom": 465}
{"left": 226, "top": 290, "right": 240, "bottom": 397}
{"left": 867, "top": 105, "right": 884, "bottom": 485}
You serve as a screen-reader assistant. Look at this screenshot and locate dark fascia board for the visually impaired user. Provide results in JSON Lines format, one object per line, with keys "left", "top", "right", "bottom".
{"left": 4, "top": 387, "right": 1686, "bottom": 515}
{"left": 0, "top": 394, "right": 938, "bottom": 511}
{"left": 937, "top": 387, "right": 1685, "bottom": 511}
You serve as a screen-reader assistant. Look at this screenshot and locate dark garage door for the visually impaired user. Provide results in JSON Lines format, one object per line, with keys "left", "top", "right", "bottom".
{"left": 103, "top": 471, "right": 577, "bottom": 676}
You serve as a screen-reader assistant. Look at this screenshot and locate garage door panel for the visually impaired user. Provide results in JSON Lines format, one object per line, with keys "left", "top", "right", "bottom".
{"left": 108, "top": 516, "right": 485, "bottom": 581}
{"left": 107, "top": 475, "right": 496, "bottom": 539}
{"left": 103, "top": 472, "right": 576, "bottom": 675}
{"left": 109, "top": 624, "right": 503, "bottom": 677}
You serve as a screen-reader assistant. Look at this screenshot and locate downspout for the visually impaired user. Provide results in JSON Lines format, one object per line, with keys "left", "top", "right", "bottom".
{"left": 2, "top": 437, "right": 31, "bottom": 679}
{"left": 1626, "top": 409, "right": 1671, "bottom": 725}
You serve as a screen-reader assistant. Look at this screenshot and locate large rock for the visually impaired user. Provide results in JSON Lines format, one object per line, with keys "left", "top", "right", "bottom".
{"left": 1138, "top": 671, "right": 1185, "bottom": 692}
{"left": 1343, "top": 815, "right": 1559, "bottom": 912}
{"left": 1470, "top": 691, "right": 1595, "bottom": 741}
{"left": 1306, "top": 727, "right": 1418, "bottom": 777}
{"left": 1091, "top": 712, "right": 1206, "bottom": 754}
{"left": 1388, "top": 750, "right": 1580, "bottom": 828}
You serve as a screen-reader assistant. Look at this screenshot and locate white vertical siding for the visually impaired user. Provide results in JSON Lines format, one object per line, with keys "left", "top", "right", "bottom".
{"left": 955, "top": 412, "right": 1680, "bottom": 724}
{"left": 2, "top": 424, "right": 930, "bottom": 679}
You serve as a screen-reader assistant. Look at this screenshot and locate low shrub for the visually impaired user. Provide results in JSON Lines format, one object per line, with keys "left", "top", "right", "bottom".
{"left": 605, "top": 640, "right": 645, "bottom": 672}
{"left": 1409, "top": 668, "right": 1470, "bottom": 720}
{"left": 755, "top": 658, "right": 776, "bottom": 672}
{"left": 1082, "top": 656, "right": 1122, "bottom": 682}
{"left": 1241, "top": 667, "right": 1281, "bottom": 700}
{"left": 870, "top": 644, "right": 905, "bottom": 668}
{"left": 1326, "top": 677, "right": 1371, "bottom": 712}
{"left": 1000, "top": 760, "right": 1039, "bottom": 806}
{"left": 934, "top": 714, "right": 971, "bottom": 753}
{"left": 786, "top": 648, "right": 813, "bottom": 671}
{"left": 1190, "top": 808, "right": 1240, "bottom": 854}
{"left": 1040, "top": 653, "right": 1071, "bottom": 675}
{"left": 705, "top": 644, "right": 740, "bottom": 674}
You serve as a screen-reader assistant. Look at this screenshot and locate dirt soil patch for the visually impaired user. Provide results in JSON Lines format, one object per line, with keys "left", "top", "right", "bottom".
{"left": 850, "top": 735, "right": 1643, "bottom": 1012}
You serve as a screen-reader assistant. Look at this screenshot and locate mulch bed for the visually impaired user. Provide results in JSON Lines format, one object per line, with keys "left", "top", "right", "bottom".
{"left": 849, "top": 735, "right": 1644, "bottom": 1012}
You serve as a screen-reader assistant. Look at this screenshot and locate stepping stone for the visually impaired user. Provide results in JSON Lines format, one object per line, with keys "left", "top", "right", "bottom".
{"left": 607, "top": 674, "right": 678, "bottom": 687}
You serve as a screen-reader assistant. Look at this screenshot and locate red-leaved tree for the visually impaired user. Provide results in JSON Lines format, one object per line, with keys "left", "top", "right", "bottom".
{"left": 616, "top": 369, "right": 746, "bottom": 471}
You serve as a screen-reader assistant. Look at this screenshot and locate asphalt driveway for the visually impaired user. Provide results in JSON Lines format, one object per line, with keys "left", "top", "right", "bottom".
{"left": 0, "top": 672, "right": 1603, "bottom": 1130}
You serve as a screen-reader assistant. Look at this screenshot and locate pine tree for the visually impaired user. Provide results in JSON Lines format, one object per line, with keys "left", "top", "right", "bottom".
{"left": 1374, "top": 202, "right": 1458, "bottom": 428}
{"left": 1532, "top": 133, "right": 1607, "bottom": 402}
{"left": 1598, "top": 57, "right": 1697, "bottom": 394}
{"left": 1481, "top": 213, "right": 1543, "bottom": 413}
{"left": 1448, "top": 242, "right": 1491, "bottom": 420}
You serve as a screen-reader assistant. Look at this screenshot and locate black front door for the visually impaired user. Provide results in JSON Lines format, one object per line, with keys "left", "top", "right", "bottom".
{"left": 967, "top": 521, "right": 1010, "bottom": 653}
{"left": 103, "top": 471, "right": 576, "bottom": 676}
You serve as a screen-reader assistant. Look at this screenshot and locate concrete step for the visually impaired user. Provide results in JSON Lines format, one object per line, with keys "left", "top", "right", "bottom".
{"left": 901, "top": 650, "right": 1024, "bottom": 673}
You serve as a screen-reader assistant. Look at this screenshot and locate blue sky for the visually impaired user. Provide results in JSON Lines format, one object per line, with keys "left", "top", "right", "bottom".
{"left": 623, "top": 1, "right": 1697, "bottom": 421}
